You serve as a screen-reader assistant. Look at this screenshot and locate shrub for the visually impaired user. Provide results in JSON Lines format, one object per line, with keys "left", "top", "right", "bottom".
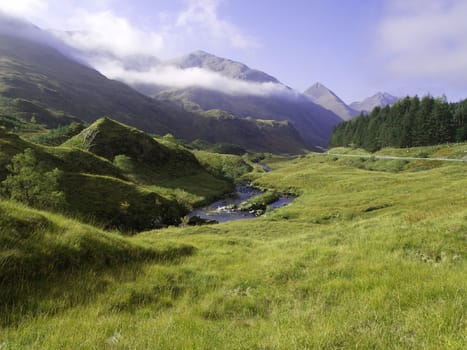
{"left": 1, "top": 148, "right": 65, "bottom": 210}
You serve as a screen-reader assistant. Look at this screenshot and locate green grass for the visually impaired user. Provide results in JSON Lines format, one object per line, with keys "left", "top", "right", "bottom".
{"left": 328, "top": 143, "right": 467, "bottom": 160}
{"left": 0, "top": 199, "right": 195, "bottom": 327}
{"left": 0, "top": 146, "right": 465, "bottom": 348}
{"left": 375, "top": 143, "right": 467, "bottom": 160}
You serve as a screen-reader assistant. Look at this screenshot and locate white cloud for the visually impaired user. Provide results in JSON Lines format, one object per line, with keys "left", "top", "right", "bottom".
{"left": 56, "top": 10, "right": 165, "bottom": 57}
{"left": 0, "top": 0, "right": 271, "bottom": 97}
{"left": 0, "top": 0, "right": 258, "bottom": 57}
{"left": 0, "top": 0, "right": 48, "bottom": 19}
{"left": 95, "top": 58, "right": 291, "bottom": 97}
{"left": 176, "top": 0, "right": 258, "bottom": 49}
{"left": 379, "top": 0, "right": 467, "bottom": 82}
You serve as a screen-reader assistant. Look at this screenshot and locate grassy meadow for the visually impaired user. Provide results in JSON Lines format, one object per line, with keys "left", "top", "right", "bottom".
{"left": 0, "top": 147, "right": 465, "bottom": 349}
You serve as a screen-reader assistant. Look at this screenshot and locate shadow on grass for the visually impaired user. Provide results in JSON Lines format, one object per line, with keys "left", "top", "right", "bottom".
{"left": 0, "top": 244, "right": 195, "bottom": 327}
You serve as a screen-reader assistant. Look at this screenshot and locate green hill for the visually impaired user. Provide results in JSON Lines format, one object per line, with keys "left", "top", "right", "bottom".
{"left": 63, "top": 117, "right": 195, "bottom": 169}
{"left": 62, "top": 117, "right": 233, "bottom": 204}
{"left": 1, "top": 119, "right": 234, "bottom": 231}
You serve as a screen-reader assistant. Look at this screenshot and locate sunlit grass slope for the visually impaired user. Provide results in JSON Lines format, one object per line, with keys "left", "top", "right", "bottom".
{"left": 1, "top": 150, "right": 466, "bottom": 349}
{"left": 329, "top": 142, "right": 467, "bottom": 160}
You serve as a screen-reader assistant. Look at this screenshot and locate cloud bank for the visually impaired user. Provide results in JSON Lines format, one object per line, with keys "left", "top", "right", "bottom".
{"left": 94, "top": 58, "right": 292, "bottom": 97}
{"left": 379, "top": 0, "right": 467, "bottom": 83}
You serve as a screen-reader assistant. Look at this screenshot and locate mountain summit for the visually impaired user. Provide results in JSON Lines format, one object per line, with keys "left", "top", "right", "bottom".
{"left": 167, "top": 50, "right": 280, "bottom": 83}
{"left": 304, "top": 83, "right": 358, "bottom": 121}
{"left": 350, "top": 92, "right": 399, "bottom": 114}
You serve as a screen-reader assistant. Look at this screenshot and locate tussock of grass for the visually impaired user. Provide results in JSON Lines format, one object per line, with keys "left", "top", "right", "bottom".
{"left": 237, "top": 190, "right": 279, "bottom": 212}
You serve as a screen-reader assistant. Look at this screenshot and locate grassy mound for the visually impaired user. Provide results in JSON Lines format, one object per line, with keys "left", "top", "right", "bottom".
{"left": 63, "top": 117, "right": 173, "bottom": 163}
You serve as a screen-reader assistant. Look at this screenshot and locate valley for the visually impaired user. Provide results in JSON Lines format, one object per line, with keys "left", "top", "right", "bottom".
{"left": 0, "top": 142, "right": 465, "bottom": 349}
{"left": 0, "top": 9, "right": 466, "bottom": 350}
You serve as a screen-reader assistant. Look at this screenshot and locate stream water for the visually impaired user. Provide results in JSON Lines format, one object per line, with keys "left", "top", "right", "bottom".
{"left": 188, "top": 185, "right": 294, "bottom": 223}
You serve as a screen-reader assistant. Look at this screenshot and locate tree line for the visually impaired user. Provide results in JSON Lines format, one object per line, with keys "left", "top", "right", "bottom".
{"left": 329, "top": 96, "right": 467, "bottom": 151}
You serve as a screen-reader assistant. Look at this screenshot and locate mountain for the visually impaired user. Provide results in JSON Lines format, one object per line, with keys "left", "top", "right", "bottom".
{"left": 155, "top": 86, "right": 341, "bottom": 148}
{"left": 0, "top": 19, "right": 307, "bottom": 153}
{"left": 0, "top": 30, "right": 178, "bottom": 131}
{"left": 167, "top": 50, "right": 280, "bottom": 83}
{"left": 303, "top": 82, "right": 358, "bottom": 121}
{"left": 350, "top": 92, "right": 399, "bottom": 114}
{"left": 132, "top": 51, "right": 343, "bottom": 148}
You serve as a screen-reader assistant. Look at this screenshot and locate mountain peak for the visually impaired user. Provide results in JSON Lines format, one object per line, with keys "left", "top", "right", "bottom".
{"left": 310, "top": 82, "right": 326, "bottom": 89}
{"left": 303, "top": 83, "right": 356, "bottom": 121}
{"left": 168, "top": 50, "right": 280, "bottom": 84}
{"left": 189, "top": 50, "right": 210, "bottom": 56}
{"left": 350, "top": 92, "right": 399, "bottom": 113}
{"left": 305, "top": 82, "right": 341, "bottom": 100}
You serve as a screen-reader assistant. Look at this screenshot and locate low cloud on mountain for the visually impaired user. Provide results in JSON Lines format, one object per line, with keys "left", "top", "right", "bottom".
{"left": 93, "top": 58, "right": 293, "bottom": 97}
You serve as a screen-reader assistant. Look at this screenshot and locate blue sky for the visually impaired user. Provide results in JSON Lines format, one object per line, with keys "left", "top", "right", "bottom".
{"left": 1, "top": 0, "right": 467, "bottom": 102}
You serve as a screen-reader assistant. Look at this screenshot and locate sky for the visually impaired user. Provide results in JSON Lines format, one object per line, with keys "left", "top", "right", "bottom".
{"left": 0, "top": 0, "right": 466, "bottom": 102}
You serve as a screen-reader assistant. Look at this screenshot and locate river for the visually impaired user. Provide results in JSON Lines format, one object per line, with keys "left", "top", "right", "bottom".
{"left": 188, "top": 185, "right": 294, "bottom": 223}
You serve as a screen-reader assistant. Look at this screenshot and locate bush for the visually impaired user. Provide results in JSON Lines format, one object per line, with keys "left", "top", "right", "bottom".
{"left": 1, "top": 148, "right": 65, "bottom": 210}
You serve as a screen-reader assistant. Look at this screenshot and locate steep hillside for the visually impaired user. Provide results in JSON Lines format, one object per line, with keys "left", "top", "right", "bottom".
{"left": 304, "top": 82, "right": 358, "bottom": 120}
{"left": 63, "top": 117, "right": 178, "bottom": 163}
{"left": 0, "top": 29, "right": 306, "bottom": 153}
{"left": 0, "top": 32, "right": 178, "bottom": 131}
{"left": 156, "top": 86, "right": 342, "bottom": 148}
{"left": 62, "top": 117, "right": 231, "bottom": 183}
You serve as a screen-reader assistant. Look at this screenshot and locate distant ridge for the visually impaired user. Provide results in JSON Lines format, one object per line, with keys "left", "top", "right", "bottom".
{"left": 350, "top": 92, "right": 399, "bottom": 114}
